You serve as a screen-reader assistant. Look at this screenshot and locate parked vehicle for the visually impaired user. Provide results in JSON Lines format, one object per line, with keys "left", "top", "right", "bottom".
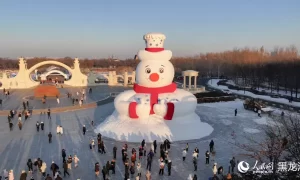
{"left": 222, "top": 89, "right": 232, "bottom": 94}
{"left": 243, "top": 99, "right": 266, "bottom": 112}
{"left": 177, "top": 76, "right": 183, "bottom": 80}
{"left": 270, "top": 93, "right": 280, "bottom": 98}
{"left": 95, "top": 78, "right": 108, "bottom": 83}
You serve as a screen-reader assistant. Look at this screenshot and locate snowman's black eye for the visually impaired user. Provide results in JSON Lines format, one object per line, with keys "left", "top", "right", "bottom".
{"left": 159, "top": 68, "right": 164, "bottom": 73}
{"left": 145, "top": 68, "right": 151, "bottom": 73}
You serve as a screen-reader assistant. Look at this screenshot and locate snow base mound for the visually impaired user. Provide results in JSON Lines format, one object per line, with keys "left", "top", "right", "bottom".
{"left": 95, "top": 111, "right": 214, "bottom": 143}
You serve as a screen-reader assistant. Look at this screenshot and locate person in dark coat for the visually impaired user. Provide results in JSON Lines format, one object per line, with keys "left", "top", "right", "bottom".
{"left": 235, "top": 108, "right": 237, "bottom": 116}
{"left": 160, "top": 143, "right": 163, "bottom": 150}
{"left": 193, "top": 157, "right": 197, "bottom": 171}
{"left": 82, "top": 125, "right": 86, "bottom": 135}
{"left": 121, "top": 147, "right": 125, "bottom": 159}
{"left": 166, "top": 139, "right": 171, "bottom": 149}
{"left": 48, "top": 132, "right": 52, "bottom": 143}
{"left": 163, "top": 140, "right": 167, "bottom": 151}
{"left": 122, "top": 152, "right": 128, "bottom": 164}
{"left": 153, "top": 140, "right": 157, "bottom": 153}
{"left": 209, "top": 140, "right": 214, "bottom": 152}
{"left": 141, "top": 139, "right": 145, "bottom": 148}
{"left": 63, "top": 160, "right": 70, "bottom": 177}
{"left": 55, "top": 175, "right": 62, "bottom": 180}
{"left": 102, "top": 165, "right": 107, "bottom": 180}
{"left": 61, "top": 149, "right": 66, "bottom": 163}
{"left": 106, "top": 161, "right": 110, "bottom": 176}
{"left": 97, "top": 140, "right": 101, "bottom": 153}
{"left": 9, "top": 121, "right": 13, "bottom": 131}
{"left": 230, "top": 157, "right": 236, "bottom": 173}
{"left": 10, "top": 110, "right": 13, "bottom": 118}
{"left": 193, "top": 174, "right": 198, "bottom": 180}
{"left": 194, "top": 147, "right": 199, "bottom": 157}
{"left": 100, "top": 141, "right": 106, "bottom": 154}
{"left": 7, "top": 115, "right": 11, "bottom": 123}
{"left": 205, "top": 150, "right": 210, "bottom": 164}
{"left": 146, "top": 153, "right": 152, "bottom": 171}
{"left": 47, "top": 109, "right": 51, "bottom": 119}
{"left": 218, "top": 166, "right": 224, "bottom": 175}
{"left": 41, "top": 122, "right": 44, "bottom": 130}
{"left": 27, "top": 159, "right": 33, "bottom": 173}
{"left": 130, "top": 163, "right": 135, "bottom": 177}
{"left": 113, "top": 146, "right": 117, "bottom": 159}
{"left": 45, "top": 174, "right": 52, "bottom": 180}
{"left": 23, "top": 101, "right": 26, "bottom": 110}
{"left": 50, "top": 161, "right": 59, "bottom": 177}
{"left": 97, "top": 133, "right": 102, "bottom": 142}
{"left": 160, "top": 149, "right": 165, "bottom": 160}
{"left": 111, "top": 159, "right": 116, "bottom": 174}
{"left": 124, "top": 171, "right": 129, "bottom": 180}
{"left": 124, "top": 161, "right": 129, "bottom": 175}
{"left": 20, "top": 170, "right": 27, "bottom": 180}
{"left": 139, "top": 147, "right": 143, "bottom": 160}
{"left": 167, "top": 159, "right": 172, "bottom": 176}
{"left": 36, "top": 121, "right": 40, "bottom": 132}
{"left": 37, "top": 158, "right": 43, "bottom": 172}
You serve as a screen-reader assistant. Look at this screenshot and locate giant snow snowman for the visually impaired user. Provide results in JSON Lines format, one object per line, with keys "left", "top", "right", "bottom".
{"left": 95, "top": 33, "right": 213, "bottom": 142}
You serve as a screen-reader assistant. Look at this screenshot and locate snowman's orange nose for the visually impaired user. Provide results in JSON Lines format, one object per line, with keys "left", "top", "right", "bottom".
{"left": 149, "top": 73, "right": 159, "bottom": 82}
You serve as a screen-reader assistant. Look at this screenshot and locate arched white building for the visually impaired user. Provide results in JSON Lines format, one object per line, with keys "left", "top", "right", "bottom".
{"left": 0, "top": 57, "right": 136, "bottom": 89}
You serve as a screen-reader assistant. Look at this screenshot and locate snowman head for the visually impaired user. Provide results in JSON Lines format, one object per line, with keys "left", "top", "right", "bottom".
{"left": 136, "top": 59, "right": 174, "bottom": 88}
{"left": 136, "top": 32, "right": 174, "bottom": 88}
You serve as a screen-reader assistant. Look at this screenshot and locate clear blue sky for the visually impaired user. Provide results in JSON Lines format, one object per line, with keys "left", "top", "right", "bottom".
{"left": 0, "top": 0, "right": 299, "bottom": 59}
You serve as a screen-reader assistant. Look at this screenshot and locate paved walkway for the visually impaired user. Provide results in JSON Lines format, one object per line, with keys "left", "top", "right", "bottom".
{"left": 0, "top": 99, "right": 271, "bottom": 179}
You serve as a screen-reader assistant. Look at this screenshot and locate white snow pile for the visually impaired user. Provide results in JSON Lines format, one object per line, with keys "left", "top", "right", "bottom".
{"left": 253, "top": 117, "right": 277, "bottom": 126}
{"left": 95, "top": 111, "right": 213, "bottom": 143}
{"left": 243, "top": 128, "right": 260, "bottom": 134}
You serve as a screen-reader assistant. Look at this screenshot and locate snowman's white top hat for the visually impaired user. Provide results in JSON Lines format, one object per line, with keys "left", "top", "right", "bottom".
{"left": 143, "top": 33, "right": 166, "bottom": 52}
{"left": 138, "top": 32, "right": 172, "bottom": 61}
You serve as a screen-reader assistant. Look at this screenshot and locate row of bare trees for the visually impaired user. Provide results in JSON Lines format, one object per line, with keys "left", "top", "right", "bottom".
{"left": 234, "top": 114, "right": 300, "bottom": 179}
{"left": 0, "top": 46, "right": 299, "bottom": 93}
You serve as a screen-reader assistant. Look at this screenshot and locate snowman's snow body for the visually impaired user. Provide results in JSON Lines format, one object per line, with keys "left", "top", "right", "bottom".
{"left": 95, "top": 33, "right": 213, "bottom": 142}
{"left": 115, "top": 33, "right": 196, "bottom": 120}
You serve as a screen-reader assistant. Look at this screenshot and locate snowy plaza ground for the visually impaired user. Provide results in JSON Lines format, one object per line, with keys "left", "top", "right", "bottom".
{"left": 0, "top": 86, "right": 130, "bottom": 110}
{"left": 0, "top": 99, "right": 285, "bottom": 179}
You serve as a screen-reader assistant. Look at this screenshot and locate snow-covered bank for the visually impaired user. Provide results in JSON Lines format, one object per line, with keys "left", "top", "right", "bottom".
{"left": 95, "top": 111, "right": 213, "bottom": 143}
{"left": 208, "top": 79, "right": 300, "bottom": 108}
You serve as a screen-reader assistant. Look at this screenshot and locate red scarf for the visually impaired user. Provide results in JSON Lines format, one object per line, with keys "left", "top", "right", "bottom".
{"left": 133, "top": 83, "right": 177, "bottom": 114}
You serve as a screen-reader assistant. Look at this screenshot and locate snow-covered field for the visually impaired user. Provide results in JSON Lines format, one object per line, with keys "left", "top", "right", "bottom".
{"left": 208, "top": 79, "right": 300, "bottom": 107}
{"left": 95, "top": 98, "right": 293, "bottom": 144}
{"left": 233, "top": 79, "right": 299, "bottom": 98}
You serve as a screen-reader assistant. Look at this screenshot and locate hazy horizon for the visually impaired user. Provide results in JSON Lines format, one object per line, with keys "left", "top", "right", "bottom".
{"left": 0, "top": 0, "right": 299, "bottom": 59}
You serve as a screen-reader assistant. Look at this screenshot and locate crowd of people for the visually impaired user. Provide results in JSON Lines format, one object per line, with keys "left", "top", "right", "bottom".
{"left": 1, "top": 87, "right": 240, "bottom": 180}
{"left": 3, "top": 106, "right": 239, "bottom": 180}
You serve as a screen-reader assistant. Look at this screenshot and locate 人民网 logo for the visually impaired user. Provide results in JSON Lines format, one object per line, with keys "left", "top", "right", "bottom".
{"left": 238, "top": 161, "right": 250, "bottom": 173}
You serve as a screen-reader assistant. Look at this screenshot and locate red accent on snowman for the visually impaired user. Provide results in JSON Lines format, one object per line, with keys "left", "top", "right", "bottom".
{"left": 128, "top": 33, "right": 176, "bottom": 120}
{"left": 145, "top": 48, "right": 164, "bottom": 52}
